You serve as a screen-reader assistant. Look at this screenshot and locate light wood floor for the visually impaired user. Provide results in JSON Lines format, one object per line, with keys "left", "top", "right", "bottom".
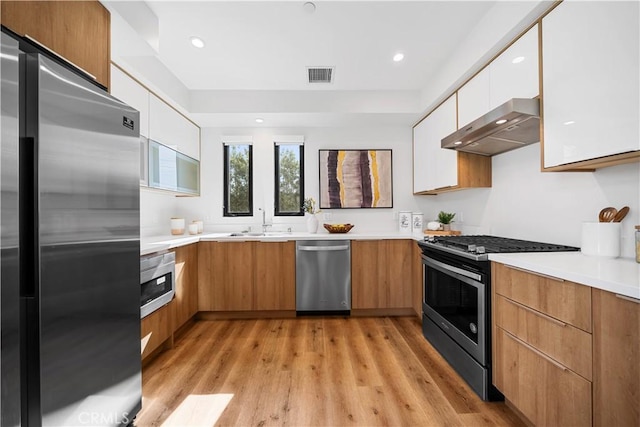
{"left": 135, "top": 316, "right": 524, "bottom": 427}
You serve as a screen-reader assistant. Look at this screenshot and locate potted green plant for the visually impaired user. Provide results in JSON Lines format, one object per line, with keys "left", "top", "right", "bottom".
{"left": 437, "top": 211, "right": 456, "bottom": 231}
{"left": 302, "top": 197, "right": 321, "bottom": 233}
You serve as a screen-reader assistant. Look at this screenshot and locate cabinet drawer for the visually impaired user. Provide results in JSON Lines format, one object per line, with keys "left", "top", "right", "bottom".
{"left": 495, "top": 294, "right": 592, "bottom": 380}
{"left": 494, "top": 327, "right": 592, "bottom": 427}
{"left": 492, "top": 262, "right": 592, "bottom": 332}
{"left": 141, "top": 303, "right": 172, "bottom": 360}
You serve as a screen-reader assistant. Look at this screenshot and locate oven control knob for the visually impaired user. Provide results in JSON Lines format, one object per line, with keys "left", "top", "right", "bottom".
{"left": 476, "top": 246, "right": 486, "bottom": 254}
{"left": 467, "top": 244, "right": 476, "bottom": 252}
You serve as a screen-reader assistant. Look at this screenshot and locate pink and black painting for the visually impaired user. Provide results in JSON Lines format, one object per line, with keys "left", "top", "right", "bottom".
{"left": 319, "top": 149, "right": 393, "bottom": 209}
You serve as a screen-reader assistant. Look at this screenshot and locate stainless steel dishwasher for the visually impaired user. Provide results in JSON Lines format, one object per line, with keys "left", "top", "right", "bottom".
{"left": 296, "top": 240, "right": 351, "bottom": 314}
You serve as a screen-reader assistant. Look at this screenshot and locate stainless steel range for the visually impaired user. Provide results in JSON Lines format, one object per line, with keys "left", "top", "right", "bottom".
{"left": 417, "top": 235, "right": 578, "bottom": 401}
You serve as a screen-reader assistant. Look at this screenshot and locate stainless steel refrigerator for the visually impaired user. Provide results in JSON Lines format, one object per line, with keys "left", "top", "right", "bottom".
{"left": 1, "top": 30, "right": 142, "bottom": 426}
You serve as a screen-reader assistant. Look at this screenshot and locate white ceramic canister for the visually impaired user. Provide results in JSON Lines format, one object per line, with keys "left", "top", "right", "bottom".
{"left": 188, "top": 223, "right": 199, "bottom": 235}
{"left": 581, "top": 222, "right": 621, "bottom": 258}
{"left": 412, "top": 212, "right": 424, "bottom": 233}
{"left": 398, "top": 211, "right": 412, "bottom": 233}
{"left": 193, "top": 220, "right": 204, "bottom": 234}
{"left": 171, "top": 218, "right": 185, "bottom": 235}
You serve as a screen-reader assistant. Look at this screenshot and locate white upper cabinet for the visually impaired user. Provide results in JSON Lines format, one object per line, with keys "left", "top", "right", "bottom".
{"left": 457, "top": 67, "right": 490, "bottom": 127}
{"left": 413, "top": 95, "right": 458, "bottom": 193}
{"left": 458, "top": 24, "right": 539, "bottom": 128}
{"left": 489, "top": 24, "right": 539, "bottom": 109}
{"left": 149, "top": 94, "right": 200, "bottom": 160}
{"left": 542, "top": 2, "right": 639, "bottom": 169}
{"left": 110, "top": 65, "right": 150, "bottom": 137}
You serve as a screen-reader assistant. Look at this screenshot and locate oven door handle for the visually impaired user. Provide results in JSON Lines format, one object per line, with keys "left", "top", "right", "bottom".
{"left": 422, "top": 255, "right": 483, "bottom": 283}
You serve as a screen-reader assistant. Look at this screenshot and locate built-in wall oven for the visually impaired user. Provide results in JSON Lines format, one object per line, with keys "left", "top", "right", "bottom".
{"left": 140, "top": 251, "right": 175, "bottom": 318}
{"left": 418, "top": 235, "right": 580, "bottom": 401}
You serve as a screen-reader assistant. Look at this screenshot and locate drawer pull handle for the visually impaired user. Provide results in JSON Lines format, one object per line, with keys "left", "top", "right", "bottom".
{"left": 504, "top": 265, "right": 564, "bottom": 282}
{"left": 503, "top": 330, "right": 568, "bottom": 372}
{"left": 504, "top": 297, "right": 567, "bottom": 327}
{"left": 615, "top": 294, "right": 640, "bottom": 304}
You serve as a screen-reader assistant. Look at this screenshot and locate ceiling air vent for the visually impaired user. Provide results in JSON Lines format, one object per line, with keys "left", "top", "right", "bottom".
{"left": 307, "top": 67, "right": 334, "bottom": 83}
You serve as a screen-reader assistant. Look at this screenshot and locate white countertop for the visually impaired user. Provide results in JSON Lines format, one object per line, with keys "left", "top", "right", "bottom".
{"left": 141, "top": 231, "right": 425, "bottom": 256}
{"left": 489, "top": 252, "right": 640, "bottom": 300}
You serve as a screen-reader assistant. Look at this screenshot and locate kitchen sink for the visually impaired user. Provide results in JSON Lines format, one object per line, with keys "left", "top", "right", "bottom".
{"left": 227, "top": 231, "right": 290, "bottom": 237}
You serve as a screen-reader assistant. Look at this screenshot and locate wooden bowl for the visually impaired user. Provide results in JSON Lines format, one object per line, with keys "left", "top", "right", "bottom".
{"left": 323, "top": 223, "right": 354, "bottom": 234}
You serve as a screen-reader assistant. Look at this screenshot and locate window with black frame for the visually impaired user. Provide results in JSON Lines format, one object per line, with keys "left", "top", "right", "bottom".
{"left": 274, "top": 140, "right": 304, "bottom": 216}
{"left": 223, "top": 142, "right": 253, "bottom": 216}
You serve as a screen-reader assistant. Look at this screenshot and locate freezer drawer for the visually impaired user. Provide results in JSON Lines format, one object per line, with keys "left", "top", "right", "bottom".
{"left": 296, "top": 240, "right": 351, "bottom": 313}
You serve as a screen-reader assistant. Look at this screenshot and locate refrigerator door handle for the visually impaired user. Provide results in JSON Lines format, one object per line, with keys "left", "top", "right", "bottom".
{"left": 19, "top": 135, "right": 37, "bottom": 298}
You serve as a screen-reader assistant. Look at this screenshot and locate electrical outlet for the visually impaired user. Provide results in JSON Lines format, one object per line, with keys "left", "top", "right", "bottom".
{"left": 324, "top": 212, "right": 333, "bottom": 221}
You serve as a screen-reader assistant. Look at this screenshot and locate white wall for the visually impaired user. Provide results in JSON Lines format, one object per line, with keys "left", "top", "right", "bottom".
{"left": 414, "top": 144, "right": 640, "bottom": 258}
{"left": 176, "top": 126, "right": 418, "bottom": 234}
{"left": 140, "top": 188, "right": 178, "bottom": 237}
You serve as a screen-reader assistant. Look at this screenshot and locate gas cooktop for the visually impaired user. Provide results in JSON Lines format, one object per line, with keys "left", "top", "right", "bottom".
{"left": 418, "top": 235, "right": 580, "bottom": 261}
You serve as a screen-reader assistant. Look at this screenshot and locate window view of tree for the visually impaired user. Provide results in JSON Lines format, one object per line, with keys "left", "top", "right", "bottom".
{"left": 224, "top": 144, "right": 252, "bottom": 216}
{"left": 275, "top": 144, "right": 304, "bottom": 216}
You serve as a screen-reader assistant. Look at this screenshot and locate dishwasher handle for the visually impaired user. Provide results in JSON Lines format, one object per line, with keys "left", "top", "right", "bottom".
{"left": 297, "top": 245, "right": 350, "bottom": 252}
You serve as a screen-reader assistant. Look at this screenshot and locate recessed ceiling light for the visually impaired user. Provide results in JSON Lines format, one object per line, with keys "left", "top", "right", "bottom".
{"left": 495, "top": 119, "right": 507, "bottom": 125}
{"left": 190, "top": 36, "right": 205, "bottom": 49}
{"left": 453, "top": 141, "right": 462, "bottom": 146}
{"left": 255, "top": 118, "right": 264, "bottom": 123}
{"left": 512, "top": 56, "right": 525, "bottom": 64}
{"left": 393, "top": 53, "right": 405, "bottom": 62}
{"left": 563, "top": 120, "right": 575, "bottom": 125}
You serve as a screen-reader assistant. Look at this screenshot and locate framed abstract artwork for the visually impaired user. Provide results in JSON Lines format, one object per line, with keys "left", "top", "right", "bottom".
{"left": 318, "top": 149, "right": 393, "bottom": 209}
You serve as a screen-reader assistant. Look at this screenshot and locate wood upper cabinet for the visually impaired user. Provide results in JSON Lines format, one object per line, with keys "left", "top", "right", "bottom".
{"left": 542, "top": 1, "right": 640, "bottom": 170}
{"left": 592, "top": 289, "right": 640, "bottom": 427}
{"left": 413, "top": 95, "right": 491, "bottom": 195}
{"left": 172, "top": 244, "right": 199, "bottom": 332}
{"left": 1, "top": 0, "right": 111, "bottom": 89}
{"left": 458, "top": 24, "right": 539, "bottom": 127}
{"left": 352, "top": 240, "right": 415, "bottom": 310}
{"left": 198, "top": 241, "right": 295, "bottom": 312}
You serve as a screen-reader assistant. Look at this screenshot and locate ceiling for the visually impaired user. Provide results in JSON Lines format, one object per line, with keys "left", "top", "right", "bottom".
{"left": 106, "top": 1, "right": 531, "bottom": 128}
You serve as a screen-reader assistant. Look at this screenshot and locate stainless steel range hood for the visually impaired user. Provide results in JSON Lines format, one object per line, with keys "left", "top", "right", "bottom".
{"left": 442, "top": 98, "right": 540, "bottom": 156}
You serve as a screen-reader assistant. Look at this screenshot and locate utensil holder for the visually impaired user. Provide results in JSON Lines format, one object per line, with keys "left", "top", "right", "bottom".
{"left": 581, "top": 222, "right": 621, "bottom": 258}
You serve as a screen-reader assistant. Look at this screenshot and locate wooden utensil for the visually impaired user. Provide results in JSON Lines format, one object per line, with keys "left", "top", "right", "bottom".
{"left": 613, "top": 206, "right": 629, "bottom": 222}
{"left": 599, "top": 207, "right": 617, "bottom": 222}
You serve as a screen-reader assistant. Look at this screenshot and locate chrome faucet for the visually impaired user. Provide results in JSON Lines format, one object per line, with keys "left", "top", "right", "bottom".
{"left": 259, "top": 208, "right": 271, "bottom": 233}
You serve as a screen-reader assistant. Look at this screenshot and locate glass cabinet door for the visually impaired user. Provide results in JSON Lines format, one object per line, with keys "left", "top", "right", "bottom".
{"left": 148, "top": 139, "right": 199, "bottom": 195}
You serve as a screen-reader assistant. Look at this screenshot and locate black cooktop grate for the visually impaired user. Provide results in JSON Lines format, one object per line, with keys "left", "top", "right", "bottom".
{"left": 429, "top": 235, "right": 579, "bottom": 254}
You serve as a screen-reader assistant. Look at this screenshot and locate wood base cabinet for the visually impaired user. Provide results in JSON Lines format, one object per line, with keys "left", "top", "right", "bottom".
{"left": 592, "top": 289, "right": 640, "bottom": 427}
{"left": 352, "top": 240, "right": 416, "bottom": 310}
{"left": 494, "top": 327, "right": 592, "bottom": 427}
{"left": 492, "top": 262, "right": 593, "bottom": 426}
{"left": 141, "top": 304, "right": 172, "bottom": 361}
{"left": 172, "top": 244, "right": 199, "bottom": 332}
{"left": 1, "top": 0, "right": 111, "bottom": 88}
{"left": 198, "top": 241, "right": 295, "bottom": 312}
